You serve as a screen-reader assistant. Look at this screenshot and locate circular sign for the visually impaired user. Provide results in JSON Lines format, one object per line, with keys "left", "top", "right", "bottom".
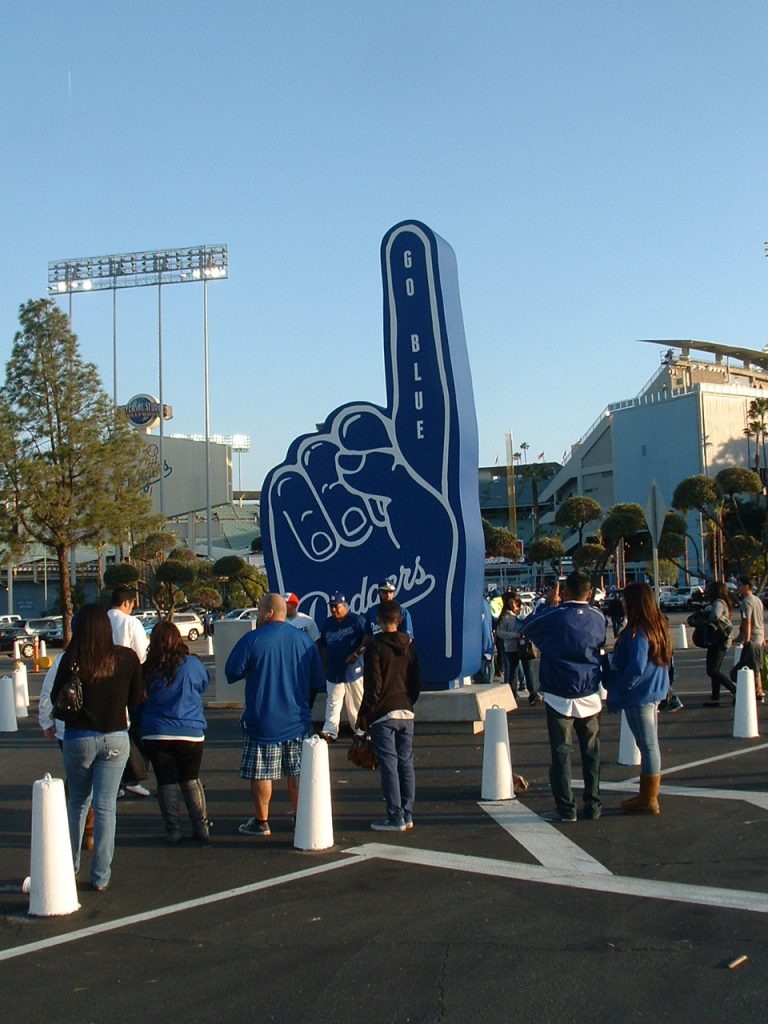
{"left": 124, "top": 394, "right": 161, "bottom": 430}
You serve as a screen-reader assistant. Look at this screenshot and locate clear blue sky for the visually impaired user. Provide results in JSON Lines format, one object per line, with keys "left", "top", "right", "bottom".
{"left": 3, "top": 1, "right": 768, "bottom": 490}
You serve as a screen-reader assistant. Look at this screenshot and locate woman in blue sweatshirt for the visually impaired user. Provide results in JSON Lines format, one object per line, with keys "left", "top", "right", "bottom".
{"left": 606, "top": 582, "right": 671, "bottom": 815}
{"left": 141, "top": 621, "right": 210, "bottom": 842}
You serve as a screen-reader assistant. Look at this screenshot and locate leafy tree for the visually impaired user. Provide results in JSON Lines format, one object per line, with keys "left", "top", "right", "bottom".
{"left": 601, "top": 503, "right": 646, "bottom": 549}
{"left": 482, "top": 518, "right": 522, "bottom": 559}
{"left": 672, "top": 476, "right": 725, "bottom": 579}
{"left": 155, "top": 557, "right": 197, "bottom": 617}
{"left": 645, "top": 558, "right": 678, "bottom": 585}
{"left": 571, "top": 542, "right": 608, "bottom": 573}
{"left": 653, "top": 511, "right": 690, "bottom": 579}
{"left": 554, "top": 496, "right": 602, "bottom": 548}
{"left": 127, "top": 532, "right": 177, "bottom": 608}
{"left": 213, "top": 554, "right": 267, "bottom": 609}
{"left": 103, "top": 562, "right": 141, "bottom": 588}
{"left": 527, "top": 535, "right": 566, "bottom": 584}
{"left": 0, "top": 300, "right": 155, "bottom": 641}
{"left": 715, "top": 467, "right": 763, "bottom": 534}
{"left": 185, "top": 584, "right": 223, "bottom": 612}
{"left": 725, "top": 534, "right": 762, "bottom": 576}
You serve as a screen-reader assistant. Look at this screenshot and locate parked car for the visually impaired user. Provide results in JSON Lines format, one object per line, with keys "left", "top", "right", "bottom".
{"left": 146, "top": 612, "right": 204, "bottom": 642}
{"left": 0, "top": 614, "right": 23, "bottom": 626}
{"left": 133, "top": 610, "right": 159, "bottom": 625}
{"left": 24, "top": 617, "right": 64, "bottom": 646}
{"left": 0, "top": 626, "right": 36, "bottom": 659}
{"left": 220, "top": 607, "right": 260, "bottom": 622}
{"left": 210, "top": 607, "right": 260, "bottom": 634}
{"left": 659, "top": 586, "right": 705, "bottom": 611}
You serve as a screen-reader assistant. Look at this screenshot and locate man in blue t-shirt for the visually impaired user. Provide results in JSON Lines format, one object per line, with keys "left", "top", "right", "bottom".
{"left": 319, "top": 592, "right": 367, "bottom": 742}
{"left": 225, "top": 593, "right": 324, "bottom": 837}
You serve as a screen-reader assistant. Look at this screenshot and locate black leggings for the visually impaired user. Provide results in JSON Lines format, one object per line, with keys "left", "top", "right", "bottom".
{"left": 706, "top": 644, "right": 736, "bottom": 700}
{"left": 143, "top": 739, "right": 205, "bottom": 786}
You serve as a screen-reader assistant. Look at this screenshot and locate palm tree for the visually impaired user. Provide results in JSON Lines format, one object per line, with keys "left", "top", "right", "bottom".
{"left": 746, "top": 398, "right": 768, "bottom": 479}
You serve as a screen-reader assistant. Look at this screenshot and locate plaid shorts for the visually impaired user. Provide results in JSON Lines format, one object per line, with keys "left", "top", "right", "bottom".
{"left": 239, "top": 735, "right": 306, "bottom": 780}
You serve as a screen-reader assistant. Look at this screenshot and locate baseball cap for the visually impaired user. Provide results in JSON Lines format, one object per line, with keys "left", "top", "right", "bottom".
{"left": 378, "top": 581, "right": 396, "bottom": 592}
{"left": 283, "top": 593, "right": 300, "bottom": 606}
{"left": 329, "top": 592, "right": 347, "bottom": 606}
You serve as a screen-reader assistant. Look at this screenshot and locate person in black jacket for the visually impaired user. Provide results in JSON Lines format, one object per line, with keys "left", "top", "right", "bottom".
{"left": 357, "top": 601, "right": 420, "bottom": 832}
{"left": 53, "top": 605, "right": 143, "bottom": 892}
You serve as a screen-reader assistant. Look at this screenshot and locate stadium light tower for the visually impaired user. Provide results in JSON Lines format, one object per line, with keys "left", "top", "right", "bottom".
{"left": 48, "top": 244, "right": 228, "bottom": 532}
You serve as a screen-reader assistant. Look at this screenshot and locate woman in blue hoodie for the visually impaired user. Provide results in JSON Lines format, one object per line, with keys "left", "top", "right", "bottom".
{"left": 606, "top": 582, "right": 671, "bottom": 815}
{"left": 141, "top": 621, "right": 210, "bottom": 842}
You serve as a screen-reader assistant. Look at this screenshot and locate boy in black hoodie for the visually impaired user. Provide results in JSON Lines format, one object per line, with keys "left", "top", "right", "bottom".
{"left": 357, "top": 600, "right": 421, "bottom": 832}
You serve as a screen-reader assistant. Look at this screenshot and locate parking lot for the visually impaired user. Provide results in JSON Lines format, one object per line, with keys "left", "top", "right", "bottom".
{"left": 1, "top": 619, "right": 767, "bottom": 1023}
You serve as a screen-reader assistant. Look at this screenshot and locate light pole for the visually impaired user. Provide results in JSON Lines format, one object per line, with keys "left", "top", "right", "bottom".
{"left": 48, "top": 244, "right": 228, "bottom": 522}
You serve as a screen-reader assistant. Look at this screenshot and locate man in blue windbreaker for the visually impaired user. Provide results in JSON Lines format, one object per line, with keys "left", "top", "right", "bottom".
{"left": 523, "top": 571, "right": 605, "bottom": 822}
{"left": 226, "top": 592, "right": 324, "bottom": 837}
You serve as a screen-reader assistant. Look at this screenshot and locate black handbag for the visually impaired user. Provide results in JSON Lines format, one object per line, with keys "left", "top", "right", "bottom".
{"left": 52, "top": 661, "right": 83, "bottom": 723}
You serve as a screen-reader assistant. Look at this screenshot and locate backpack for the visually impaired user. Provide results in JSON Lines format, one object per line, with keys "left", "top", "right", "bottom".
{"left": 691, "top": 622, "right": 727, "bottom": 649}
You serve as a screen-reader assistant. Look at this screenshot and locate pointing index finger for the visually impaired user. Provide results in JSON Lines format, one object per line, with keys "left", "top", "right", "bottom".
{"left": 381, "top": 221, "right": 475, "bottom": 497}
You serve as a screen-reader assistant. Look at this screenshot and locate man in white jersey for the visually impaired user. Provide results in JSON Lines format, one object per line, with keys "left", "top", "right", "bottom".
{"left": 284, "top": 593, "right": 320, "bottom": 642}
{"left": 108, "top": 587, "right": 151, "bottom": 796}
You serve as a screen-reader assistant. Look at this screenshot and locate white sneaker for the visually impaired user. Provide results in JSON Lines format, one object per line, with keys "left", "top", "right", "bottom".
{"left": 125, "top": 783, "right": 151, "bottom": 797}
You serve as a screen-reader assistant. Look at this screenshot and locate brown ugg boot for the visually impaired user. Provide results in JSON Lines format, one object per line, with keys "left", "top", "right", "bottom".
{"left": 621, "top": 774, "right": 661, "bottom": 815}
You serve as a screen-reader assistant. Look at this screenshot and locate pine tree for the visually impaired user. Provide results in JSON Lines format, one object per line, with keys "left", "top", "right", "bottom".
{"left": 0, "top": 299, "right": 158, "bottom": 639}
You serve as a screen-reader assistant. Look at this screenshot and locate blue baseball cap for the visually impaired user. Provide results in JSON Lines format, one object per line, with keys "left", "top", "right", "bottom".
{"left": 329, "top": 592, "right": 347, "bottom": 606}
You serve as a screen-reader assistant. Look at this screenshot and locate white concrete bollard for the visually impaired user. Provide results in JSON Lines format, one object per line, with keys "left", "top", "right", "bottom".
{"left": 13, "top": 663, "right": 29, "bottom": 718}
{"left": 294, "top": 736, "right": 334, "bottom": 851}
{"left": 206, "top": 636, "right": 214, "bottom": 656}
{"left": 40, "top": 640, "right": 47, "bottom": 659}
{"left": 28, "top": 773, "right": 80, "bottom": 917}
{"left": 731, "top": 643, "right": 743, "bottom": 669}
{"left": 618, "top": 711, "right": 641, "bottom": 766}
{"left": 0, "top": 676, "right": 18, "bottom": 732}
{"left": 675, "top": 623, "right": 688, "bottom": 650}
{"left": 733, "top": 667, "right": 759, "bottom": 739}
{"left": 481, "top": 705, "right": 514, "bottom": 800}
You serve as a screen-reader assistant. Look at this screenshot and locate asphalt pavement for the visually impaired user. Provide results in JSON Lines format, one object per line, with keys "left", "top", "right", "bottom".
{"left": 1, "top": 620, "right": 767, "bottom": 1023}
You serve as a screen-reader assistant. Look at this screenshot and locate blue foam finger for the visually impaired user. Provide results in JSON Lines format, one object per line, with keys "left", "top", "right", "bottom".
{"left": 261, "top": 221, "right": 484, "bottom": 687}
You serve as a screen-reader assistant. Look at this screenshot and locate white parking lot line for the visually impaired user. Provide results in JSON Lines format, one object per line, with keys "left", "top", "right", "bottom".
{"left": 479, "top": 799, "right": 612, "bottom": 875}
{"left": 0, "top": 857, "right": 355, "bottom": 964}
{"left": 345, "top": 843, "right": 768, "bottom": 914}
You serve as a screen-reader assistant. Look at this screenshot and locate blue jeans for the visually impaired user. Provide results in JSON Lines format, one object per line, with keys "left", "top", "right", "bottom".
{"left": 63, "top": 732, "right": 130, "bottom": 888}
{"left": 369, "top": 719, "right": 415, "bottom": 824}
{"left": 503, "top": 652, "right": 535, "bottom": 693}
{"left": 623, "top": 703, "right": 661, "bottom": 775}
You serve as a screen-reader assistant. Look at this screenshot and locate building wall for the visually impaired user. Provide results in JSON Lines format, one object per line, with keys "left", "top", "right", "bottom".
{"left": 141, "top": 435, "right": 232, "bottom": 517}
{"left": 611, "top": 392, "right": 704, "bottom": 510}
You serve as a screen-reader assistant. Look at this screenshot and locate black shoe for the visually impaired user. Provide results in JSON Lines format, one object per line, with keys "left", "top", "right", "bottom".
{"left": 529, "top": 694, "right": 543, "bottom": 706}
{"left": 542, "top": 809, "right": 577, "bottom": 823}
{"left": 583, "top": 805, "right": 601, "bottom": 820}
